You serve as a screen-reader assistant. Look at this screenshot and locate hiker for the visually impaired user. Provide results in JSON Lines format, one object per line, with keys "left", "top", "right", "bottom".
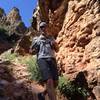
{"left": 30, "top": 21, "right": 59, "bottom": 100}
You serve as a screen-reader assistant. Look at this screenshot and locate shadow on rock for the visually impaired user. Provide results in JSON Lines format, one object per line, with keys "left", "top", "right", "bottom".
{"left": 71, "top": 71, "right": 96, "bottom": 100}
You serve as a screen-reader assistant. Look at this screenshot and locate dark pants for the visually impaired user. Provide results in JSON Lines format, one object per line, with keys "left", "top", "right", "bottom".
{"left": 37, "top": 58, "right": 58, "bottom": 82}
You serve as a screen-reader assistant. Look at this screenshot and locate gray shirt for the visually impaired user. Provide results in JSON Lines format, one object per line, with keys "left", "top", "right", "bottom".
{"left": 31, "top": 34, "right": 55, "bottom": 59}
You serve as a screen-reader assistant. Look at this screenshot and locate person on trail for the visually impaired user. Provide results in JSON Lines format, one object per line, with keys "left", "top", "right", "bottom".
{"left": 30, "top": 21, "right": 59, "bottom": 100}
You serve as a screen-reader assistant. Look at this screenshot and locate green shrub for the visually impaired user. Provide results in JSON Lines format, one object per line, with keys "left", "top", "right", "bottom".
{"left": 76, "top": 87, "right": 89, "bottom": 98}
{"left": 2, "top": 51, "right": 17, "bottom": 61}
{"left": 58, "top": 76, "right": 75, "bottom": 98}
{"left": 26, "top": 56, "right": 42, "bottom": 82}
{"left": 58, "top": 76, "right": 89, "bottom": 100}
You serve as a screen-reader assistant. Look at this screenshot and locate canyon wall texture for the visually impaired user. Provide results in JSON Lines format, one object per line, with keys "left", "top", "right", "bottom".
{"left": 35, "top": 0, "right": 100, "bottom": 99}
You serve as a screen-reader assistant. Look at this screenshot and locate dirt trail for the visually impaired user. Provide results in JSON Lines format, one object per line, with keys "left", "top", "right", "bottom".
{"left": 0, "top": 59, "right": 46, "bottom": 100}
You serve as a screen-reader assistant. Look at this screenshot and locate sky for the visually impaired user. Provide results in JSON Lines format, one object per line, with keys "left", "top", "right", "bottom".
{"left": 0, "top": 0, "right": 37, "bottom": 27}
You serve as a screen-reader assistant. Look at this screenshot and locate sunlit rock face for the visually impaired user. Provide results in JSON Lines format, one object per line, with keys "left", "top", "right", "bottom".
{"left": 0, "top": 7, "right": 27, "bottom": 36}
{"left": 6, "top": 7, "right": 27, "bottom": 35}
{"left": 7, "top": 7, "right": 21, "bottom": 24}
{"left": 0, "top": 7, "right": 27, "bottom": 54}
{"left": 56, "top": 0, "right": 100, "bottom": 77}
{"left": 56, "top": 0, "right": 100, "bottom": 99}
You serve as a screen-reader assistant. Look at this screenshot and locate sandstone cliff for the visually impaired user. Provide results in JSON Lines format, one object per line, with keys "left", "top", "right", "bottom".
{"left": 6, "top": 7, "right": 27, "bottom": 35}
{"left": 0, "top": 7, "right": 27, "bottom": 36}
{"left": 34, "top": 0, "right": 100, "bottom": 99}
{"left": 0, "top": 7, "right": 27, "bottom": 54}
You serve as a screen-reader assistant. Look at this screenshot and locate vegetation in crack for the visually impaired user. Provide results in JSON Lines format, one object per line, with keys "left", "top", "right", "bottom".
{"left": 26, "top": 56, "right": 42, "bottom": 82}
{"left": 58, "top": 76, "right": 90, "bottom": 100}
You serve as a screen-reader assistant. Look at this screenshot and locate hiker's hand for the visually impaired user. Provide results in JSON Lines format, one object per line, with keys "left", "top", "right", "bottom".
{"left": 29, "top": 48, "right": 37, "bottom": 55}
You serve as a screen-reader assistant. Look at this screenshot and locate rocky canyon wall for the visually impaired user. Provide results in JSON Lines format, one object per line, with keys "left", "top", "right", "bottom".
{"left": 35, "top": 0, "right": 100, "bottom": 99}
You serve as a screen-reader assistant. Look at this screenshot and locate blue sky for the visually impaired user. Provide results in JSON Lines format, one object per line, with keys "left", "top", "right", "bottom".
{"left": 0, "top": 0, "right": 37, "bottom": 27}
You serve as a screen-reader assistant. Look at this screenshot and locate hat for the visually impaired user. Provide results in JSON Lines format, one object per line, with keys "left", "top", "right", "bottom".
{"left": 39, "top": 22, "right": 47, "bottom": 28}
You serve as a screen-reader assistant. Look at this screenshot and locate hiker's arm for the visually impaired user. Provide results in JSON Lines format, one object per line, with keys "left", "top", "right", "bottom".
{"left": 51, "top": 40, "right": 59, "bottom": 52}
